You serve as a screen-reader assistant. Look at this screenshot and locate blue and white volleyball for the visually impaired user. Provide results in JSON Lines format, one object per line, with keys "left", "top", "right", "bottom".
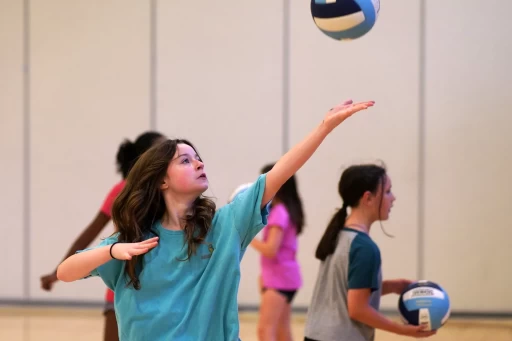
{"left": 398, "top": 280, "right": 451, "bottom": 331}
{"left": 228, "top": 183, "right": 253, "bottom": 203}
{"left": 311, "top": 0, "right": 380, "bottom": 41}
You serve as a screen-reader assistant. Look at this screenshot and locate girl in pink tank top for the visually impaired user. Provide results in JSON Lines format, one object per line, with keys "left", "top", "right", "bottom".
{"left": 250, "top": 162, "right": 305, "bottom": 341}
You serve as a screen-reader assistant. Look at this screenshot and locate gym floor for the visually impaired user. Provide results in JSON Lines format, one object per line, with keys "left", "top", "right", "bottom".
{"left": 1, "top": 306, "right": 511, "bottom": 341}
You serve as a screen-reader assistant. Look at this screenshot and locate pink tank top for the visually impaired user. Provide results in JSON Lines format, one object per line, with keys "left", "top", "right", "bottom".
{"left": 260, "top": 203, "right": 302, "bottom": 290}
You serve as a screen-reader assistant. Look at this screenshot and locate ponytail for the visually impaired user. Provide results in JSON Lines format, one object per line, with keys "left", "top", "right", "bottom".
{"left": 315, "top": 204, "right": 348, "bottom": 261}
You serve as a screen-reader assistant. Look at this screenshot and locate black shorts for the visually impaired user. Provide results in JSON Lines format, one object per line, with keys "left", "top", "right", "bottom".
{"left": 304, "top": 338, "right": 320, "bottom": 341}
{"left": 261, "top": 287, "right": 297, "bottom": 304}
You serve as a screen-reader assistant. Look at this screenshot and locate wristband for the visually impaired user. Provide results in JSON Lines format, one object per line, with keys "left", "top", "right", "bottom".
{"left": 109, "top": 242, "right": 119, "bottom": 260}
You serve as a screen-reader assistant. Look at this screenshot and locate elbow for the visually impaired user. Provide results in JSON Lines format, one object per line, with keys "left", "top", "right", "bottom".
{"left": 56, "top": 264, "right": 74, "bottom": 283}
{"left": 263, "top": 249, "right": 278, "bottom": 259}
{"left": 348, "top": 305, "right": 364, "bottom": 321}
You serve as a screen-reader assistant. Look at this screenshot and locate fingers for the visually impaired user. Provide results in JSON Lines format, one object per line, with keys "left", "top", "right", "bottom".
{"left": 139, "top": 237, "right": 159, "bottom": 245}
{"left": 416, "top": 326, "right": 437, "bottom": 337}
{"left": 140, "top": 236, "right": 159, "bottom": 243}
{"left": 332, "top": 100, "right": 374, "bottom": 113}
{"left": 420, "top": 329, "right": 437, "bottom": 336}
{"left": 129, "top": 247, "right": 152, "bottom": 256}
{"left": 402, "top": 325, "right": 435, "bottom": 338}
{"left": 112, "top": 237, "right": 159, "bottom": 260}
{"left": 40, "top": 275, "right": 56, "bottom": 291}
{"left": 135, "top": 241, "right": 159, "bottom": 250}
{"left": 348, "top": 101, "right": 375, "bottom": 111}
{"left": 129, "top": 240, "right": 159, "bottom": 256}
{"left": 133, "top": 237, "right": 159, "bottom": 250}
{"left": 330, "top": 99, "right": 353, "bottom": 111}
{"left": 354, "top": 101, "right": 375, "bottom": 107}
{"left": 131, "top": 248, "right": 149, "bottom": 255}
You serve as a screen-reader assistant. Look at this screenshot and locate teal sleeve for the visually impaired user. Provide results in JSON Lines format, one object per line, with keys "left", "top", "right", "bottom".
{"left": 348, "top": 235, "right": 381, "bottom": 292}
{"left": 76, "top": 233, "right": 124, "bottom": 291}
{"left": 228, "top": 174, "right": 270, "bottom": 249}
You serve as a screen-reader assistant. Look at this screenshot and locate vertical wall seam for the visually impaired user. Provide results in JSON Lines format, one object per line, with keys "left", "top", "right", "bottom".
{"left": 23, "top": 0, "right": 31, "bottom": 300}
{"left": 282, "top": 0, "right": 290, "bottom": 154}
{"left": 417, "top": 0, "right": 426, "bottom": 281}
{"left": 150, "top": 0, "right": 157, "bottom": 130}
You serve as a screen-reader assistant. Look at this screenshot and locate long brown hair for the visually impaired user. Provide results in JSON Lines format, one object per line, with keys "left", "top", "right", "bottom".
{"left": 111, "top": 139, "right": 216, "bottom": 289}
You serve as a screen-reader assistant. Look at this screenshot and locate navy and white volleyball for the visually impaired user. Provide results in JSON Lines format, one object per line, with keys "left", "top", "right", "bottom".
{"left": 311, "top": 0, "right": 380, "bottom": 41}
{"left": 398, "top": 280, "right": 451, "bottom": 331}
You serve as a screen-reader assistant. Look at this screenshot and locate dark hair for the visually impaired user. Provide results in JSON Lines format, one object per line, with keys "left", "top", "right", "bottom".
{"left": 261, "top": 163, "right": 305, "bottom": 234}
{"left": 315, "top": 164, "right": 387, "bottom": 261}
{"left": 111, "top": 139, "right": 216, "bottom": 289}
{"left": 116, "top": 131, "right": 164, "bottom": 178}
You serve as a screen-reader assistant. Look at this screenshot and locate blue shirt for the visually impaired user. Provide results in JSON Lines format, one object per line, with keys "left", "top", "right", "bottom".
{"left": 81, "top": 174, "right": 270, "bottom": 340}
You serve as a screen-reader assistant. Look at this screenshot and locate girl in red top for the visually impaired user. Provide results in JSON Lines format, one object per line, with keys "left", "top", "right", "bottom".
{"left": 40, "top": 131, "right": 165, "bottom": 341}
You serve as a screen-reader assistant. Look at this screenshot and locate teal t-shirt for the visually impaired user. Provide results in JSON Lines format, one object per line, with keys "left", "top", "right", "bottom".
{"left": 82, "top": 174, "right": 270, "bottom": 341}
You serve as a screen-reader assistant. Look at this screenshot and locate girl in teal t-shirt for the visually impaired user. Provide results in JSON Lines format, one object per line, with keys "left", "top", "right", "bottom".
{"left": 57, "top": 99, "right": 374, "bottom": 340}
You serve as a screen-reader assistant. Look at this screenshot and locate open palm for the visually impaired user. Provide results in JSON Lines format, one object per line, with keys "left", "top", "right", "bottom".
{"left": 323, "top": 99, "right": 375, "bottom": 133}
{"left": 111, "top": 237, "right": 159, "bottom": 260}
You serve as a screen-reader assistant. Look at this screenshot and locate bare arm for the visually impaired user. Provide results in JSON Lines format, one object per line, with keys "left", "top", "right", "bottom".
{"left": 57, "top": 245, "right": 113, "bottom": 282}
{"left": 56, "top": 237, "right": 159, "bottom": 283}
{"left": 250, "top": 226, "right": 283, "bottom": 258}
{"left": 348, "top": 289, "right": 437, "bottom": 337}
{"left": 348, "top": 288, "right": 405, "bottom": 334}
{"left": 60, "top": 212, "right": 111, "bottom": 265}
{"left": 261, "top": 100, "right": 374, "bottom": 208}
{"left": 40, "top": 211, "right": 110, "bottom": 290}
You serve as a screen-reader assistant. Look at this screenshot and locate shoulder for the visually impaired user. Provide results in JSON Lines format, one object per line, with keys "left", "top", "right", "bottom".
{"left": 349, "top": 233, "right": 381, "bottom": 262}
{"left": 267, "top": 203, "right": 291, "bottom": 229}
{"left": 346, "top": 233, "right": 382, "bottom": 291}
{"left": 214, "top": 204, "right": 231, "bottom": 221}
{"left": 222, "top": 174, "right": 268, "bottom": 212}
{"left": 211, "top": 205, "right": 235, "bottom": 231}
{"left": 270, "top": 203, "right": 289, "bottom": 217}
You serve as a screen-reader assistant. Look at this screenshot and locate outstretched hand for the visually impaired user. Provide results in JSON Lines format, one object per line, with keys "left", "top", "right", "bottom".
{"left": 323, "top": 99, "right": 375, "bottom": 133}
{"left": 110, "top": 237, "right": 159, "bottom": 260}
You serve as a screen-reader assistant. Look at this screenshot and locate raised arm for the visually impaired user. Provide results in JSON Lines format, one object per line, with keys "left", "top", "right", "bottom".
{"left": 261, "top": 100, "right": 374, "bottom": 207}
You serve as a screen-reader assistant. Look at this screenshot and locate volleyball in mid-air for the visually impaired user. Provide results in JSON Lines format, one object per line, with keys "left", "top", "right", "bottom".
{"left": 398, "top": 280, "right": 451, "bottom": 331}
{"left": 311, "top": 0, "right": 380, "bottom": 41}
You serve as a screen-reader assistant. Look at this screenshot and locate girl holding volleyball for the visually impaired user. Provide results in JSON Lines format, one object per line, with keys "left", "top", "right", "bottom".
{"left": 56, "top": 99, "right": 374, "bottom": 340}
{"left": 303, "top": 164, "right": 437, "bottom": 341}
{"left": 40, "top": 131, "right": 165, "bottom": 341}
